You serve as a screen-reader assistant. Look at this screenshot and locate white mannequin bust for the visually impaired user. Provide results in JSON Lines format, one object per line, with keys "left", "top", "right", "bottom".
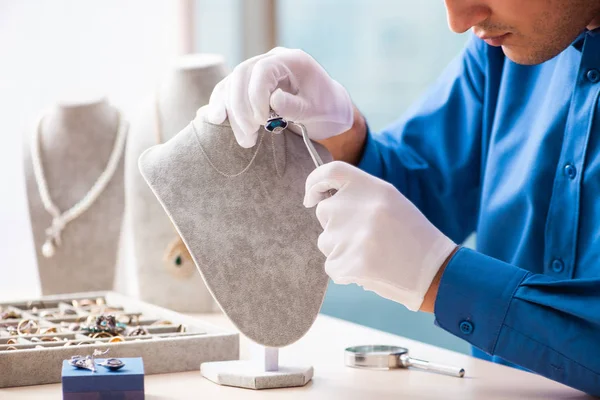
{"left": 23, "top": 95, "right": 127, "bottom": 294}
{"left": 124, "top": 54, "right": 228, "bottom": 312}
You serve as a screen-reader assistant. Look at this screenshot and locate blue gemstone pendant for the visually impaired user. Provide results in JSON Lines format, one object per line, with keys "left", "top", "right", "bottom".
{"left": 265, "top": 116, "right": 288, "bottom": 133}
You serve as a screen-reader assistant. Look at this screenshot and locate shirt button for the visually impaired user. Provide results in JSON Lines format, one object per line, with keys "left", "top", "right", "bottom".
{"left": 564, "top": 163, "right": 577, "bottom": 179}
{"left": 459, "top": 321, "right": 474, "bottom": 335}
{"left": 587, "top": 69, "right": 600, "bottom": 83}
{"left": 551, "top": 259, "right": 565, "bottom": 273}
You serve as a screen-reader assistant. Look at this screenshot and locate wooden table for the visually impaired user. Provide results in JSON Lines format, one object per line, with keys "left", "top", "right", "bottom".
{"left": 0, "top": 313, "right": 591, "bottom": 399}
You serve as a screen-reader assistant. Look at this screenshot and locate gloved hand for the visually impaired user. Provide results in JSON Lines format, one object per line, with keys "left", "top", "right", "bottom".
{"left": 304, "top": 161, "right": 457, "bottom": 311}
{"left": 206, "top": 47, "right": 354, "bottom": 148}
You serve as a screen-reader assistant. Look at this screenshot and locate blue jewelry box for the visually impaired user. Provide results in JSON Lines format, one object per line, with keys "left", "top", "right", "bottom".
{"left": 62, "top": 357, "right": 145, "bottom": 400}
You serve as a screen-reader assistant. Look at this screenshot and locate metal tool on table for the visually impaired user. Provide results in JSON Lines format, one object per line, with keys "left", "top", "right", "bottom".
{"left": 345, "top": 345, "right": 465, "bottom": 378}
{"left": 265, "top": 108, "right": 337, "bottom": 197}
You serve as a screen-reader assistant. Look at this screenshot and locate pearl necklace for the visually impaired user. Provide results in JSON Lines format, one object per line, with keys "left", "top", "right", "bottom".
{"left": 32, "top": 110, "right": 128, "bottom": 258}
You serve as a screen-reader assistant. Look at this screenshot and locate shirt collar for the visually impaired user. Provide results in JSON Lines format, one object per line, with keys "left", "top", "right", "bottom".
{"left": 572, "top": 27, "right": 600, "bottom": 51}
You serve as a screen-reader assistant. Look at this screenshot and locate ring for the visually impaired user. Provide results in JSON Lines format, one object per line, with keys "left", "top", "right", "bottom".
{"left": 40, "top": 327, "right": 58, "bottom": 334}
{"left": 73, "top": 299, "right": 94, "bottom": 308}
{"left": 7, "top": 326, "right": 18, "bottom": 336}
{"left": 1, "top": 310, "right": 21, "bottom": 320}
{"left": 77, "top": 341, "right": 94, "bottom": 346}
{"left": 27, "top": 300, "right": 46, "bottom": 311}
{"left": 127, "top": 327, "right": 148, "bottom": 337}
{"left": 59, "top": 307, "right": 78, "bottom": 316}
{"left": 82, "top": 314, "right": 126, "bottom": 336}
{"left": 39, "top": 311, "right": 56, "bottom": 318}
{"left": 6, "top": 338, "right": 17, "bottom": 345}
{"left": 17, "top": 319, "right": 40, "bottom": 335}
{"left": 177, "top": 324, "right": 187, "bottom": 333}
{"left": 91, "top": 332, "right": 113, "bottom": 339}
{"left": 66, "top": 322, "right": 81, "bottom": 332}
{"left": 109, "top": 336, "right": 124, "bottom": 343}
{"left": 6, "top": 346, "right": 17, "bottom": 351}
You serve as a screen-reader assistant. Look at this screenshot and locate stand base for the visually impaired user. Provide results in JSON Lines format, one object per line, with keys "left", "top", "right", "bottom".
{"left": 201, "top": 360, "right": 313, "bottom": 390}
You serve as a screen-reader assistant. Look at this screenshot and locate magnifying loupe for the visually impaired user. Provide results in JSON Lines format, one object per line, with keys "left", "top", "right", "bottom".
{"left": 345, "top": 345, "right": 465, "bottom": 378}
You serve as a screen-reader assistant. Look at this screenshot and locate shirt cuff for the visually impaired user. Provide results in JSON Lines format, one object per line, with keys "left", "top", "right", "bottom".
{"left": 356, "top": 124, "right": 384, "bottom": 178}
{"left": 434, "top": 248, "right": 529, "bottom": 354}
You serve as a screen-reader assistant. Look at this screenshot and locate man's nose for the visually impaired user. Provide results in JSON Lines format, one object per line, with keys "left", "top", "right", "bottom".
{"left": 444, "top": 0, "right": 491, "bottom": 33}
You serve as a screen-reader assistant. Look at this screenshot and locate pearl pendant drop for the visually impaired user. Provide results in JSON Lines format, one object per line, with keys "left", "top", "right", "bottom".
{"left": 42, "top": 239, "right": 56, "bottom": 258}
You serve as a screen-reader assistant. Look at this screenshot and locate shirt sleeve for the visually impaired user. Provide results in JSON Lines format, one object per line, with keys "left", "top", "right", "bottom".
{"left": 358, "top": 34, "right": 490, "bottom": 243}
{"left": 435, "top": 247, "right": 600, "bottom": 396}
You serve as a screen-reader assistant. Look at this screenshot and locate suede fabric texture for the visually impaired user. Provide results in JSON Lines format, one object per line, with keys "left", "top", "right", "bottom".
{"left": 139, "top": 114, "right": 330, "bottom": 347}
{"left": 24, "top": 100, "right": 124, "bottom": 294}
{"left": 123, "top": 56, "right": 228, "bottom": 312}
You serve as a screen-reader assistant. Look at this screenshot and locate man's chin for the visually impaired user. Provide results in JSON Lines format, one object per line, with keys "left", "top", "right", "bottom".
{"left": 501, "top": 44, "right": 566, "bottom": 66}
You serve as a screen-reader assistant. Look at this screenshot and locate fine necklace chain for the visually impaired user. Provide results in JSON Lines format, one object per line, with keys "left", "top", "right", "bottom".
{"left": 191, "top": 120, "right": 266, "bottom": 178}
{"left": 32, "top": 109, "right": 128, "bottom": 258}
{"left": 191, "top": 118, "right": 285, "bottom": 179}
{"left": 155, "top": 95, "right": 274, "bottom": 179}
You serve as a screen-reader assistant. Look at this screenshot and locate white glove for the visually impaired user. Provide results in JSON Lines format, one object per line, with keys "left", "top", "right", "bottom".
{"left": 206, "top": 47, "right": 354, "bottom": 148}
{"left": 303, "top": 161, "right": 457, "bottom": 311}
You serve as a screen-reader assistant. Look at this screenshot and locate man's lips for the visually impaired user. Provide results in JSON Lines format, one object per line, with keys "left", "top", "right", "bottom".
{"left": 476, "top": 32, "right": 511, "bottom": 47}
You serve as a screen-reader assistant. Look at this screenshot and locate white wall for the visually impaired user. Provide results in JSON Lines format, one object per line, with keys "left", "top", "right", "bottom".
{"left": 0, "top": 0, "right": 183, "bottom": 300}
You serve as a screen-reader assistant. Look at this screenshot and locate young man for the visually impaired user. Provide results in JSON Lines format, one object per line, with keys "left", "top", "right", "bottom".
{"left": 207, "top": 1, "right": 600, "bottom": 395}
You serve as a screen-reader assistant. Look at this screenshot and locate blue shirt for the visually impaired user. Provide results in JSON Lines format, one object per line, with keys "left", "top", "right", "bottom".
{"left": 358, "top": 29, "right": 600, "bottom": 396}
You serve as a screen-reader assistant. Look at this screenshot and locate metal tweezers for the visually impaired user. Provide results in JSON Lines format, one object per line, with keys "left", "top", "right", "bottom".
{"left": 264, "top": 109, "right": 324, "bottom": 168}
{"left": 265, "top": 109, "right": 336, "bottom": 197}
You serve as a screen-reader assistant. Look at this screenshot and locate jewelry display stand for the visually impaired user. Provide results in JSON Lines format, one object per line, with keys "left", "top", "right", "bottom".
{"left": 201, "top": 346, "right": 313, "bottom": 389}
{"left": 23, "top": 97, "right": 127, "bottom": 294}
{"left": 139, "top": 106, "right": 331, "bottom": 389}
{"left": 123, "top": 54, "right": 228, "bottom": 312}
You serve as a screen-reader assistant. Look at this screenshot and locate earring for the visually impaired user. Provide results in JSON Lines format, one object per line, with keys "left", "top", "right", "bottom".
{"left": 98, "top": 358, "right": 126, "bottom": 371}
{"left": 163, "top": 236, "right": 195, "bottom": 279}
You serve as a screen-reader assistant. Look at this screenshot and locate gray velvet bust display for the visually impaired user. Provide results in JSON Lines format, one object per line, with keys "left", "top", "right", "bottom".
{"left": 123, "top": 55, "right": 227, "bottom": 312}
{"left": 139, "top": 107, "right": 330, "bottom": 347}
{"left": 24, "top": 98, "right": 125, "bottom": 294}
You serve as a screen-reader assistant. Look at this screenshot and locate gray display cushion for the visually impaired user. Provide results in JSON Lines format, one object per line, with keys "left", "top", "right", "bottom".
{"left": 139, "top": 111, "right": 330, "bottom": 348}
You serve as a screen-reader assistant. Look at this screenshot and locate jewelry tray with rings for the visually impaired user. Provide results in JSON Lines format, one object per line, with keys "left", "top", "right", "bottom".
{"left": 0, "top": 291, "right": 239, "bottom": 388}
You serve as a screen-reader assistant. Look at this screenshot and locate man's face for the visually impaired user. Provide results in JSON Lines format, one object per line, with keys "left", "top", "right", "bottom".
{"left": 444, "top": 0, "right": 600, "bottom": 65}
